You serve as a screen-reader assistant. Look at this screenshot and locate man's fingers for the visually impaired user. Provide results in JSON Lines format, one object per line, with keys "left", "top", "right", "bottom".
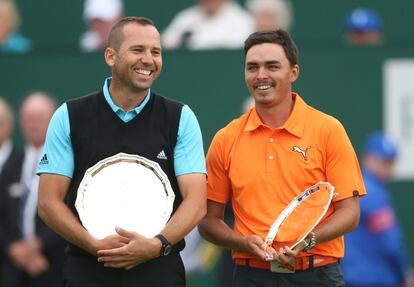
{"left": 97, "top": 245, "right": 126, "bottom": 256}
{"left": 250, "top": 244, "right": 267, "bottom": 260}
{"left": 98, "top": 255, "right": 128, "bottom": 263}
{"left": 274, "top": 247, "right": 295, "bottom": 264}
{"left": 115, "top": 227, "right": 136, "bottom": 239}
{"left": 264, "top": 246, "right": 278, "bottom": 261}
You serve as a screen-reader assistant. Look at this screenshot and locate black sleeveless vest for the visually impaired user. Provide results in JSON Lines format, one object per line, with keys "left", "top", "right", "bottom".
{"left": 66, "top": 90, "right": 185, "bottom": 255}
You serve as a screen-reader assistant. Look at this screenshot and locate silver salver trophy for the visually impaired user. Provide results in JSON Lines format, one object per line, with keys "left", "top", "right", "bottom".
{"left": 75, "top": 152, "right": 175, "bottom": 239}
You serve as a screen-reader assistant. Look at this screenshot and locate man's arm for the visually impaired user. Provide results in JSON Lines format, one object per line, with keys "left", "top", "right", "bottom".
{"left": 313, "top": 196, "right": 360, "bottom": 244}
{"left": 198, "top": 200, "right": 268, "bottom": 260}
{"left": 38, "top": 174, "right": 129, "bottom": 256}
{"left": 97, "top": 172, "right": 207, "bottom": 269}
{"left": 161, "top": 173, "right": 207, "bottom": 244}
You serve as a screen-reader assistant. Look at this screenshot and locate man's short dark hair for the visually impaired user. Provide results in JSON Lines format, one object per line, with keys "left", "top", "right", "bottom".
{"left": 244, "top": 30, "right": 299, "bottom": 67}
{"left": 108, "top": 16, "right": 156, "bottom": 50}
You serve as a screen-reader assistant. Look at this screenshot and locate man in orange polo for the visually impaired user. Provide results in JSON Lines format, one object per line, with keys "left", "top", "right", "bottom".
{"left": 198, "top": 30, "right": 366, "bottom": 286}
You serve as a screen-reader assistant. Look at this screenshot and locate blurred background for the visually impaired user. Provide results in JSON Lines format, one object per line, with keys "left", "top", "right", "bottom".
{"left": 1, "top": 0, "right": 413, "bottom": 286}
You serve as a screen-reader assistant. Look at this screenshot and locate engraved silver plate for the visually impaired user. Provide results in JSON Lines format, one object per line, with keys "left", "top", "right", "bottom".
{"left": 75, "top": 152, "right": 175, "bottom": 239}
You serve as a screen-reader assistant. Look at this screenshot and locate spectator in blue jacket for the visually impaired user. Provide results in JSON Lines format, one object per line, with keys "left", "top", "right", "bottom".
{"left": 0, "top": 0, "right": 31, "bottom": 54}
{"left": 342, "top": 131, "right": 411, "bottom": 287}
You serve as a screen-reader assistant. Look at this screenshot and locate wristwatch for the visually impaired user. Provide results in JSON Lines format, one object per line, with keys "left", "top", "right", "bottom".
{"left": 303, "top": 232, "right": 316, "bottom": 252}
{"left": 155, "top": 234, "right": 172, "bottom": 256}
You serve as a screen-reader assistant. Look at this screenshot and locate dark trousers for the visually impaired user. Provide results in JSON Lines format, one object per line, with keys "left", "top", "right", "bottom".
{"left": 1, "top": 258, "right": 63, "bottom": 287}
{"left": 217, "top": 249, "right": 235, "bottom": 287}
{"left": 62, "top": 253, "right": 185, "bottom": 287}
{"left": 234, "top": 263, "right": 345, "bottom": 287}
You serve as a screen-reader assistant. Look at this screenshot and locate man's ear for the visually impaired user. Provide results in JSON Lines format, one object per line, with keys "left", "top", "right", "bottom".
{"left": 105, "top": 47, "right": 116, "bottom": 67}
{"left": 290, "top": 64, "right": 300, "bottom": 83}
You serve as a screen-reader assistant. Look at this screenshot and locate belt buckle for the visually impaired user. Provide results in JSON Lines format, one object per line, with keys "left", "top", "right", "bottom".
{"left": 270, "top": 259, "right": 296, "bottom": 273}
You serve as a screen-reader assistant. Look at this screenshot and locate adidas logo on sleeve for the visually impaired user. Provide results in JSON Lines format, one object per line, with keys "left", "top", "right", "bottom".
{"left": 39, "top": 153, "right": 49, "bottom": 165}
{"left": 156, "top": 150, "right": 168, "bottom": 160}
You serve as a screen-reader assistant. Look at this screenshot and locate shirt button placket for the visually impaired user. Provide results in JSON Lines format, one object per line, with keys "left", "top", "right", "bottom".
{"left": 268, "top": 137, "right": 275, "bottom": 160}
{"left": 266, "top": 134, "right": 277, "bottom": 179}
{"left": 268, "top": 136, "right": 275, "bottom": 160}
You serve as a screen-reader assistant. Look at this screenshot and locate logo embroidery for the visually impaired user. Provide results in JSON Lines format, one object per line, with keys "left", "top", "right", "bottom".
{"left": 292, "top": 146, "right": 311, "bottom": 161}
{"left": 39, "top": 153, "right": 49, "bottom": 165}
{"left": 156, "top": 150, "right": 168, "bottom": 160}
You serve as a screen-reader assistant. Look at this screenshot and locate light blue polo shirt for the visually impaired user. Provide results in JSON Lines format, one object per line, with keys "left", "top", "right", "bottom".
{"left": 37, "top": 78, "right": 206, "bottom": 177}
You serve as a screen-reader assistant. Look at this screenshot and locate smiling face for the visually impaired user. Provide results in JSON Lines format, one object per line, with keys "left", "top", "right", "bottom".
{"left": 245, "top": 43, "right": 298, "bottom": 108}
{"left": 105, "top": 22, "right": 162, "bottom": 94}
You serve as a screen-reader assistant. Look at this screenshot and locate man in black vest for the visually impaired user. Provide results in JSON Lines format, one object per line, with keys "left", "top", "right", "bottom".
{"left": 37, "top": 17, "right": 207, "bottom": 287}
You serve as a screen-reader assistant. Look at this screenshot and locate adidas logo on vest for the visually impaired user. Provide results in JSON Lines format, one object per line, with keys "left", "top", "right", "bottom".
{"left": 156, "top": 150, "right": 167, "bottom": 160}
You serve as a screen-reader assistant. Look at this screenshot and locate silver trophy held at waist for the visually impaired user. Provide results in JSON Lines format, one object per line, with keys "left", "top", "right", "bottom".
{"left": 75, "top": 152, "right": 175, "bottom": 239}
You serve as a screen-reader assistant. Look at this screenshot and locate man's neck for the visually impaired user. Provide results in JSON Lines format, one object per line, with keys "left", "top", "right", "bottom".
{"left": 109, "top": 85, "right": 148, "bottom": 112}
{"left": 255, "top": 95, "right": 295, "bottom": 130}
{"left": 109, "top": 82, "right": 148, "bottom": 112}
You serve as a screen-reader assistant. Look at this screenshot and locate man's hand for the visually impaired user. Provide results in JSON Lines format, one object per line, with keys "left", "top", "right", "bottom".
{"left": 264, "top": 230, "right": 316, "bottom": 264}
{"left": 92, "top": 233, "right": 130, "bottom": 256}
{"left": 97, "top": 227, "right": 161, "bottom": 270}
{"left": 8, "top": 240, "right": 32, "bottom": 268}
{"left": 242, "top": 235, "right": 270, "bottom": 261}
{"left": 25, "top": 253, "right": 49, "bottom": 277}
{"left": 8, "top": 238, "right": 49, "bottom": 276}
{"left": 265, "top": 245, "right": 300, "bottom": 265}
{"left": 264, "top": 239, "right": 310, "bottom": 265}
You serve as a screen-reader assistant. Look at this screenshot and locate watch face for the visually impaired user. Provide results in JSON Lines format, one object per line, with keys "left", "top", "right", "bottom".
{"left": 163, "top": 244, "right": 172, "bottom": 256}
{"left": 304, "top": 239, "right": 316, "bottom": 252}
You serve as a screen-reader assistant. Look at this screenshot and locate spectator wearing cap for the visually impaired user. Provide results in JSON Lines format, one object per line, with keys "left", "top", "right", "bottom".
{"left": 341, "top": 131, "right": 412, "bottom": 287}
{"left": 344, "top": 7, "right": 383, "bottom": 46}
{"left": 79, "top": 0, "right": 124, "bottom": 52}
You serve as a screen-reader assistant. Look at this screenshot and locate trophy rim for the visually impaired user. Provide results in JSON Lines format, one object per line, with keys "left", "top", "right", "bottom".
{"left": 75, "top": 152, "right": 175, "bottom": 239}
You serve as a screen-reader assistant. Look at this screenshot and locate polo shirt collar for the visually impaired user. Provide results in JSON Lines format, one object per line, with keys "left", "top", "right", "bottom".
{"left": 103, "top": 77, "right": 151, "bottom": 114}
{"left": 244, "top": 108, "right": 262, "bottom": 132}
{"left": 283, "top": 93, "right": 306, "bottom": 138}
{"left": 244, "top": 93, "right": 306, "bottom": 138}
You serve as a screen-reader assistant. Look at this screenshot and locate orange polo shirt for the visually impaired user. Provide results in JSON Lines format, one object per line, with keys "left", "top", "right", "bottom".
{"left": 206, "top": 93, "right": 366, "bottom": 260}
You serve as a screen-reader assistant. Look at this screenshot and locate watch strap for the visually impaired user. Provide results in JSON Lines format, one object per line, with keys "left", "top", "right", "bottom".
{"left": 303, "top": 232, "right": 316, "bottom": 252}
{"left": 155, "top": 234, "right": 172, "bottom": 256}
